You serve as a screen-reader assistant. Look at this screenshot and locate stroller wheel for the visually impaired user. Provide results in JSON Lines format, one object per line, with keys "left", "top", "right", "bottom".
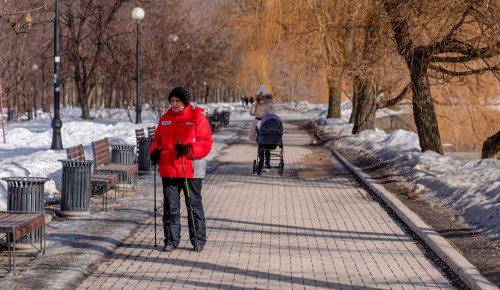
{"left": 253, "top": 160, "right": 257, "bottom": 173}
{"left": 278, "top": 162, "right": 284, "bottom": 175}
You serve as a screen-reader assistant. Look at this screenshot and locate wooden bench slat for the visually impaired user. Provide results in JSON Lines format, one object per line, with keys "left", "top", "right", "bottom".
{"left": 14, "top": 214, "right": 45, "bottom": 240}
{"left": 0, "top": 213, "right": 27, "bottom": 223}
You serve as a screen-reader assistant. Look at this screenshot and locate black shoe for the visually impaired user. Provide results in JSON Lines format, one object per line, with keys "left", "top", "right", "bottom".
{"left": 163, "top": 245, "right": 175, "bottom": 252}
{"left": 193, "top": 244, "right": 204, "bottom": 252}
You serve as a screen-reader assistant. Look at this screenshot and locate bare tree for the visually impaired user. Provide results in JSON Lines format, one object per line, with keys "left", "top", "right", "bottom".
{"left": 135, "top": 0, "right": 234, "bottom": 114}
{"left": 297, "top": 0, "right": 343, "bottom": 117}
{"left": 0, "top": 1, "right": 53, "bottom": 117}
{"left": 59, "top": 0, "right": 136, "bottom": 119}
{"left": 383, "top": 0, "right": 500, "bottom": 154}
{"left": 348, "top": 2, "right": 380, "bottom": 134}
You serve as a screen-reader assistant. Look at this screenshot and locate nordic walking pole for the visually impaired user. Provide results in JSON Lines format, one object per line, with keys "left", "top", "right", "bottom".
{"left": 153, "top": 164, "right": 157, "bottom": 247}
{"left": 178, "top": 140, "right": 200, "bottom": 252}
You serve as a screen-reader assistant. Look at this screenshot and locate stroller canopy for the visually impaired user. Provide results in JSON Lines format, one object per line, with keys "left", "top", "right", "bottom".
{"left": 258, "top": 114, "right": 283, "bottom": 147}
{"left": 259, "top": 114, "right": 283, "bottom": 136}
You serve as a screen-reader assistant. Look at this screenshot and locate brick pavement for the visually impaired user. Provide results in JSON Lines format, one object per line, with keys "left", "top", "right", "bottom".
{"left": 77, "top": 120, "right": 455, "bottom": 290}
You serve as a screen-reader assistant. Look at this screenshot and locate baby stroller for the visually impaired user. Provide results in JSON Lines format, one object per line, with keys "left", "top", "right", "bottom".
{"left": 253, "top": 114, "right": 284, "bottom": 175}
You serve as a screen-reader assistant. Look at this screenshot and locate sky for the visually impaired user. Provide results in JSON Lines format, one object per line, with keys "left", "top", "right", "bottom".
{"left": 0, "top": 101, "right": 498, "bottom": 240}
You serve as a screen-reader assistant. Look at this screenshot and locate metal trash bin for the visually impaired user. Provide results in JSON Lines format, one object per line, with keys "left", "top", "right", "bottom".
{"left": 1, "top": 176, "right": 49, "bottom": 245}
{"left": 111, "top": 144, "right": 136, "bottom": 164}
{"left": 214, "top": 110, "right": 223, "bottom": 128}
{"left": 222, "top": 108, "right": 230, "bottom": 126}
{"left": 137, "top": 136, "right": 154, "bottom": 172}
{"left": 59, "top": 160, "right": 94, "bottom": 217}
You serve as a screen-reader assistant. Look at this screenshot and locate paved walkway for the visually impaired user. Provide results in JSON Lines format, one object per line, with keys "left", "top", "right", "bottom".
{"left": 77, "top": 120, "right": 455, "bottom": 289}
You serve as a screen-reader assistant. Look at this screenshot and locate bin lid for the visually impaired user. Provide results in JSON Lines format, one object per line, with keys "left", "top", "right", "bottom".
{"left": 1, "top": 177, "right": 50, "bottom": 183}
{"left": 110, "top": 144, "right": 137, "bottom": 148}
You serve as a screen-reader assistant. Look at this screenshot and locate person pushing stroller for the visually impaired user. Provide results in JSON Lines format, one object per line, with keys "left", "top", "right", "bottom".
{"left": 249, "top": 85, "right": 275, "bottom": 171}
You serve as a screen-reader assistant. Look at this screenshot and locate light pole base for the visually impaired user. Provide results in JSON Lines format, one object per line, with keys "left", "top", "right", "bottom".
{"left": 135, "top": 109, "right": 142, "bottom": 124}
{"left": 50, "top": 119, "right": 63, "bottom": 150}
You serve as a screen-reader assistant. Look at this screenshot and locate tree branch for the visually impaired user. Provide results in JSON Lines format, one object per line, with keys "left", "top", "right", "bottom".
{"left": 429, "top": 64, "right": 499, "bottom": 76}
{"left": 431, "top": 42, "right": 500, "bottom": 63}
{"left": 377, "top": 83, "right": 410, "bottom": 109}
{"left": 430, "top": 8, "right": 471, "bottom": 54}
{"left": 0, "top": 5, "right": 48, "bottom": 33}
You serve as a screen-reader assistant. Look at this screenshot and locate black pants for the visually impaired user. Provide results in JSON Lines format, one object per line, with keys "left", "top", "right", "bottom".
{"left": 161, "top": 178, "right": 206, "bottom": 248}
{"left": 257, "top": 140, "right": 271, "bottom": 167}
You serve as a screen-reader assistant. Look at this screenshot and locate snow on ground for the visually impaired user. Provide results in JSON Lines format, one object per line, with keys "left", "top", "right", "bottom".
{"left": 0, "top": 100, "right": 498, "bottom": 239}
{"left": 313, "top": 102, "right": 499, "bottom": 240}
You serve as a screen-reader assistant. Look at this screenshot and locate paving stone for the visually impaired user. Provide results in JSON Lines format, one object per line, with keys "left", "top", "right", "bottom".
{"left": 73, "top": 120, "right": 455, "bottom": 289}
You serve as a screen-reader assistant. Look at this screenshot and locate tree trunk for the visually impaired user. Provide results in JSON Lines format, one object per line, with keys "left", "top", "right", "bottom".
{"left": 327, "top": 70, "right": 342, "bottom": 119}
{"left": 352, "top": 76, "right": 376, "bottom": 134}
{"left": 349, "top": 76, "right": 360, "bottom": 123}
{"left": 385, "top": 1, "right": 443, "bottom": 154}
{"left": 408, "top": 52, "right": 443, "bottom": 154}
{"left": 80, "top": 95, "right": 91, "bottom": 119}
{"left": 351, "top": 9, "right": 378, "bottom": 132}
{"left": 110, "top": 87, "right": 117, "bottom": 108}
{"left": 75, "top": 77, "right": 91, "bottom": 119}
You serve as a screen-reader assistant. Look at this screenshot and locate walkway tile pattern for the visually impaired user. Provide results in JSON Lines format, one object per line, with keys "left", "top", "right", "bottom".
{"left": 78, "top": 121, "right": 454, "bottom": 289}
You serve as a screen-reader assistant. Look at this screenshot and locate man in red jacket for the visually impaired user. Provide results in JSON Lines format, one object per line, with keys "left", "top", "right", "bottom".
{"left": 149, "top": 87, "right": 213, "bottom": 252}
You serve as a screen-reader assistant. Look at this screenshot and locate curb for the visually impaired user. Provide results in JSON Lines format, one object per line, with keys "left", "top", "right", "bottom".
{"left": 332, "top": 149, "right": 499, "bottom": 290}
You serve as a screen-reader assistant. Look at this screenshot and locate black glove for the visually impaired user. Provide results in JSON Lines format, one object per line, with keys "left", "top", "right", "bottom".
{"left": 175, "top": 143, "right": 192, "bottom": 159}
{"left": 150, "top": 149, "right": 161, "bottom": 166}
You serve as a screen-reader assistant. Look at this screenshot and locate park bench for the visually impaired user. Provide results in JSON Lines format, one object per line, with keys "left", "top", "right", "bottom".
{"left": 136, "top": 127, "right": 156, "bottom": 143}
{"left": 0, "top": 211, "right": 45, "bottom": 275}
{"left": 147, "top": 126, "right": 156, "bottom": 137}
{"left": 91, "top": 138, "right": 138, "bottom": 196}
{"left": 135, "top": 128, "right": 146, "bottom": 156}
{"left": 135, "top": 128, "right": 145, "bottom": 139}
{"left": 66, "top": 144, "right": 120, "bottom": 211}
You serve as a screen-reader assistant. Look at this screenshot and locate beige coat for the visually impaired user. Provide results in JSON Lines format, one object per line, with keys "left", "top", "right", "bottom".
{"left": 249, "top": 94, "right": 275, "bottom": 141}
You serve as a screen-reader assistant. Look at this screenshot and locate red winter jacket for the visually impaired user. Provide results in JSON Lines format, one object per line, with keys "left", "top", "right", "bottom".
{"left": 149, "top": 104, "right": 213, "bottom": 178}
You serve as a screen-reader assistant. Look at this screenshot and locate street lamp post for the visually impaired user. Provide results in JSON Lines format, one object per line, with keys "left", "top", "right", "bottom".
{"left": 32, "top": 64, "right": 38, "bottom": 119}
{"left": 132, "top": 7, "right": 145, "bottom": 124}
{"left": 51, "top": 0, "right": 63, "bottom": 150}
{"left": 203, "top": 82, "right": 207, "bottom": 103}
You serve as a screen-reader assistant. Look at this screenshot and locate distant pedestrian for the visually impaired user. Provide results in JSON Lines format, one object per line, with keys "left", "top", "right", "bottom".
{"left": 244, "top": 96, "right": 249, "bottom": 106}
{"left": 249, "top": 97, "right": 254, "bottom": 105}
{"left": 149, "top": 87, "right": 213, "bottom": 252}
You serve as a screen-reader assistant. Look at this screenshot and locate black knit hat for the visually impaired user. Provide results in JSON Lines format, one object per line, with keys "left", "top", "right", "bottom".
{"left": 168, "top": 87, "right": 191, "bottom": 106}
